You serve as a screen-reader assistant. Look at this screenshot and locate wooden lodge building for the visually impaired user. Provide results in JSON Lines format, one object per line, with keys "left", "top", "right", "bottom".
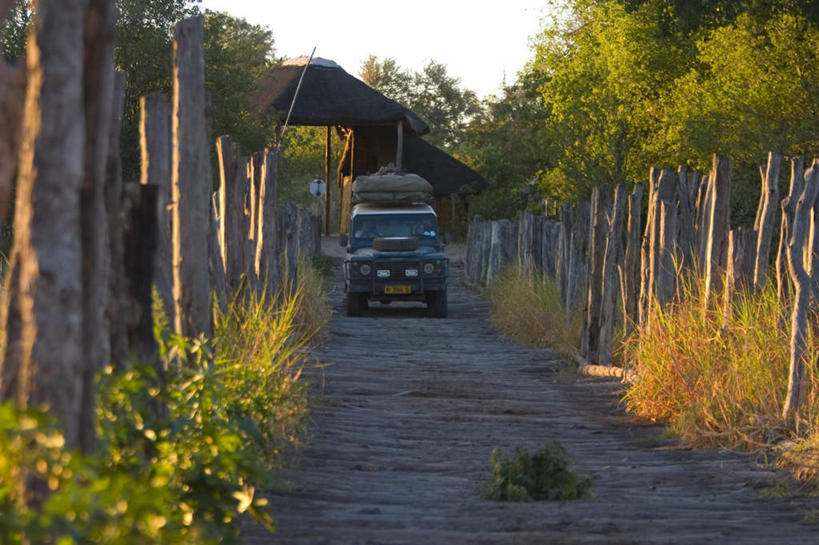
{"left": 253, "top": 57, "right": 487, "bottom": 233}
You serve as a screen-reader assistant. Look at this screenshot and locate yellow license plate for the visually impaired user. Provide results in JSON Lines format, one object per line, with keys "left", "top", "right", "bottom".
{"left": 385, "top": 285, "right": 411, "bottom": 295}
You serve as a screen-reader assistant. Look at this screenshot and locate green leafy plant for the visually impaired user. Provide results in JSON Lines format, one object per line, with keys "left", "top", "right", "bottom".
{"left": 479, "top": 442, "right": 593, "bottom": 502}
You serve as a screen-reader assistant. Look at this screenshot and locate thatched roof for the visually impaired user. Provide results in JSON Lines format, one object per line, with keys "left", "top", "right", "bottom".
{"left": 402, "top": 135, "right": 487, "bottom": 195}
{"left": 253, "top": 57, "right": 429, "bottom": 135}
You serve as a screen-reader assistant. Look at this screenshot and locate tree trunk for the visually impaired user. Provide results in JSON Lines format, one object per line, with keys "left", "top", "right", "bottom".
{"left": 79, "top": 0, "right": 115, "bottom": 454}
{"left": 704, "top": 155, "right": 732, "bottom": 308}
{"left": 753, "top": 152, "right": 781, "bottom": 291}
{"left": 172, "top": 16, "right": 212, "bottom": 339}
{"left": 6, "top": 0, "right": 89, "bottom": 450}
{"left": 140, "top": 93, "right": 173, "bottom": 324}
{"left": 782, "top": 160, "right": 819, "bottom": 426}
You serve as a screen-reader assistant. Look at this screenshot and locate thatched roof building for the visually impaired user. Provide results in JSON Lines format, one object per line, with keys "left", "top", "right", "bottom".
{"left": 253, "top": 57, "right": 429, "bottom": 135}
{"left": 253, "top": 57, "right": 486, "bottom": 232}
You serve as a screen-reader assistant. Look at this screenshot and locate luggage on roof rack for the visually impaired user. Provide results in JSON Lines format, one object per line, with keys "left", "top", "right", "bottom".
{"left": 351, "top": 172, "right": 434, "bottom": 205}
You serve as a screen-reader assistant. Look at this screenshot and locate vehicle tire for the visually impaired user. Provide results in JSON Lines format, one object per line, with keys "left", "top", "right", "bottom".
{"left": 427, "top": 290, "right": 448, "bottom": 318}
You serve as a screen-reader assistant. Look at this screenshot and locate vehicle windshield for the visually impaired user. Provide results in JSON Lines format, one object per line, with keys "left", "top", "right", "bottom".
{"left": 352, "top": 213, "right": 438, "bottom": 246}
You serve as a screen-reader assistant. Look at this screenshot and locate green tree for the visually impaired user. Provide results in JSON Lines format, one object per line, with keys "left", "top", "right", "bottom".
{"left": 359, "top": 56, "right": 482, "bottom": 151}
{"left": 115, "top": 0, "right": 195, "bottom": 180}
{"left": 204, "top": 10, "right": 276, "bottom": 154}
{"left": 0, "top": 0, "right": 29, "bottom": 63}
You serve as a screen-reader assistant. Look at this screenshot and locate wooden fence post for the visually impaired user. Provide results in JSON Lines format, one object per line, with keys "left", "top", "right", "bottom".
{"left": 255, "top": 148, "right": 280, "bottom": 293}
{"left": 123, "top": 184, "right": 160, "bottom": 366}
{"left": 782, "top": 160, "right": 819, "bottom": 426}
{"left": 209, "top": 192, "right": 228, "bottom": 312}
{"left": 566, "top": 201, "right": 590, "bottom": 315}
{"left": 694, "top": 173, "right": 711, "bottom": 269}
{"left": 172, "top": 15, "right": 213, "bottom": 339}
{"left": 676, "top": 166, "right": 695, "bottom": 273}
{"left": 556, "top": 203, "right": 572, "bottom": 303}
{"left": 216, "top": 135, "right": 245, "bottom": 294}
{"left": 581, "top": 185, "right": 610, "bottom": 361}
{"left": 723, "top": 227, "right": 757, "bottom": 318}
{"left": 777, "top": 157, "right": 805, "bottom": 303}
{"left": 0, "top": 0, "right": 88, "bottom": 450}
{"left": 540, "top": 219, "right": 561, "bottom": 279}
{"left": 598, "top": 184, "right": 626, "bottom": 365}
{"left": 753, "top": 152, "right": 782, "bottom": 290}
{"left": 79, "top": 0, "right": 117, "bottom": 453}
{"left": 704, "top": 154, "right": 732, "bottom": 308}
{"left": 639, "top": 168, "right": 661, "bottom": 327}
{"left": 646, "top": 169, "right": 677, "bottom": 324}
{"left": 140, "top": 93, "right": 173, "bottom": 323}
{"left": 621, "top": 184, "right": 643, "bottom": 336}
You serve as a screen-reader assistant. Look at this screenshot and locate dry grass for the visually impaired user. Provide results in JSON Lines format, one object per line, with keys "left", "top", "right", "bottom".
{"left": 622, "top": 277, "right": 819, "bottom": 452}
{"left": 487, "top": 265, "right": 581, "bottom": 354}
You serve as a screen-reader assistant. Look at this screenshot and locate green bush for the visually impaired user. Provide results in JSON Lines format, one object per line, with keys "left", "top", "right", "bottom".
{"left": 479, "top": 442, "right": 593, "bottom": 502}
{"left": 1, "top": 261, "right": 327, "bottom": 544}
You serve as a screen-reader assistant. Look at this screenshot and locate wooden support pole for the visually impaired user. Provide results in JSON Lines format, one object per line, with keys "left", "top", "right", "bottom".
{"left": 783, "top": 160, "right": 819, "bottom": 426}
{"left": 172, "top": 16, "right": 213, "bottom": 339}
{"left": 753, "top": 151, "right": 782, "bottom": 290}
{"left": 639, "top": 168, "right": 661, "bottom": 327}
{"left": 704, "top": 154, "right": 732, "bottom": 308}
{"left": 324, "top": 125, "right": 331, "bottom": 235}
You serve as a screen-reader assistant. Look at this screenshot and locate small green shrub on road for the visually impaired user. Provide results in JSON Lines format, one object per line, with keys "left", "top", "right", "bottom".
{"left": 480, "top": 442, "right": 593, "bottom": 502}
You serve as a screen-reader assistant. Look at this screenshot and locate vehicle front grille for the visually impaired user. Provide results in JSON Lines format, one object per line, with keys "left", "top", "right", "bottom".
{"left": 375, "top": 260, "right": 420, "bottom": 278}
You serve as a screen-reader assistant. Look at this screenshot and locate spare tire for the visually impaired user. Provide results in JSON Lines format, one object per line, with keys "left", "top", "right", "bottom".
{"left": 373, "top": 236, "right": 419, "bottom": 252}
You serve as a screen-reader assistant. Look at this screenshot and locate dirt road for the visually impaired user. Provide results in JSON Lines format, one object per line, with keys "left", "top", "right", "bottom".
{"left": 243, "top": 242, "right": 819, "bottom": 544}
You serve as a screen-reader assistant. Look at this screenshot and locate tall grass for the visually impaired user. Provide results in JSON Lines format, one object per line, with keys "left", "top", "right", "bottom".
{"left": 623, "top": 277, "right": 819, "bottom": 450}
{"left": 488, "top": 265, "right": 581, "bottom": 354}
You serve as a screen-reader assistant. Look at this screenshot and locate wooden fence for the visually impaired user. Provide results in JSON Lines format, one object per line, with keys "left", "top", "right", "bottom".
{"left": 466, "top": 153, "right": 819, "bottom": 425}
{"left": 0, "top": 14, "right": 319, "bottom": 452}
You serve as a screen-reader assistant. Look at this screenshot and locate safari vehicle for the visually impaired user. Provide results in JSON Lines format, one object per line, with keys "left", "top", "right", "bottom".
{"left": 340, "top": 173, "right": 449, "bottom": 317}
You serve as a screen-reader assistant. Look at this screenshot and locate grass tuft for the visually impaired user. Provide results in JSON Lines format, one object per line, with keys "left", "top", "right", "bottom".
{"left": 487, "top": 264, "right": 581, "bottom": 354}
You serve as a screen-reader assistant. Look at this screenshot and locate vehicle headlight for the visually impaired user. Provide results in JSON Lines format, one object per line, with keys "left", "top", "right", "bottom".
{"left": 423, "top": 262, "right": 435, "bottom": 275}
{"left": 359, "top": 263, "right": 371, "bottom": 276}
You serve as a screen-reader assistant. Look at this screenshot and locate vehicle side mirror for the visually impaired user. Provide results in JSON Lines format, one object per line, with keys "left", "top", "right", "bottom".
{"left": 442, "top": 233, "right": 451, "bottom": 245}
{"left": 339, "top": 234, "right": 348, "bottom": 247}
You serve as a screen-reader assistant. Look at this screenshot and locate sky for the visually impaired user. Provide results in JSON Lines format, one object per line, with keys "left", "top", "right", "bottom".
{"left": 198, "top": 0, "right": 554, "bottom": 98}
